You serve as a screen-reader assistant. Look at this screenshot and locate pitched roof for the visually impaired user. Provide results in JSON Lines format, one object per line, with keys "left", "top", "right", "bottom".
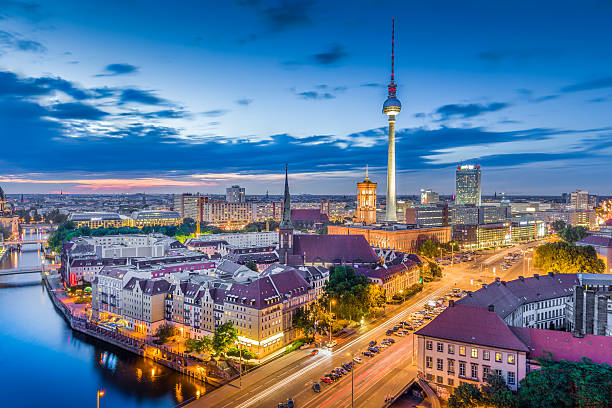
{"left": 576, "top": 235, "right": 612, "bottom": 247}
{"left": 456, "top": 273, "right": 577, "bottom": 319}
{"left": 291, "top": 209, "right": 329, "bottom": 223}
{"left": 510, "top": 327, "right": 612, "bottom": 366}
{"left": 292, "top": 234, "right": 378, "bottom": 265}
{"left": 415, "top": 304, "right": 529, "bottom": 351}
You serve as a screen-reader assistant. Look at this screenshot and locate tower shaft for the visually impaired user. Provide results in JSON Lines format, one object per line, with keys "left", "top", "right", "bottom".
{"left": 386, "top": 117, "right": 397, "bottom": 221}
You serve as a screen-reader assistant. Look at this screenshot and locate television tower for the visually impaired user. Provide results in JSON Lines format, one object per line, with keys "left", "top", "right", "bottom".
{"left": 383, "top": 18, "right": 401, "bottom": 222}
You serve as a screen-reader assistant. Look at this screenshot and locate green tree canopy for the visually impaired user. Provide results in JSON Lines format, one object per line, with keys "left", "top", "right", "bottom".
{"left": 212, "top": 322, "right": 239, "bottom": 356}
{"left": 481, "top": 374, "right": 517, "bottom": 408}
{"left": 558, "top": 225, "right": 588, "bottom": 244}
{"left": 324, "top": 265, "right": 384, "bottom": 321}
{"left": 534, "top": 242, "right": 605, "bottom": 274}
{"left": 244, "top": 260, "right": 258, "bottom": 272}
{"left": 551, "top": 219, "right": 567, "bottom": 232}
{"left": 448, "top": 383, "right": 482, "bottom": 408}
{"left": 418, "top": 239, "right": 439, "bottom": 258}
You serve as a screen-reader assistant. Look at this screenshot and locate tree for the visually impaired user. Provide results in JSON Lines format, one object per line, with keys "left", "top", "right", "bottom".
{"left": 534, "top": 242, "right": 605, "bottom": 274}
{"left": 212, "top": 322, "right": 238, "bottom": 356}
{"left": 447, "top": 383, "right": 482, "bottom": 408}
{"left": 226, "top": 347, "right": 257, "bottom": 360}
{"left": 558, "top": 225, "right": 588, "bottom": 244}
{"left": 245, "top": 260, "right": 258, "bottom": 272}
{"left": 324, "top": 266, "right": 382, "bottom": 321}
{"left": 418, "top": 239, "right": 439, "bottom": 258}
{"left": 185, "top": 337, "right": 213, "bottom": 354}
{"left": 153, "top": 323, "right": 176, "bottom": 344}
{"left": 551, "top": 219, "right": 567, "bottom": 232}
{"left": 293, "top": 307, "right": 314, "bottom": 337}
{"left": 481, "top": 374, "right": 517, "bottom": 408}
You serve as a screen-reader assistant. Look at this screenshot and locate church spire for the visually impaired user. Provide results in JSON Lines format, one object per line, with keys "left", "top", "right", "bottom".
{"left": 279, "top": 164, "right": 293, "bottom": 230}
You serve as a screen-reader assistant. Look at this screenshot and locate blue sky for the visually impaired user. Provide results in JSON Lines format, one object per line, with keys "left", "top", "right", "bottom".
{"left": 1, "top": 0, "right": 611, "bottom": 195}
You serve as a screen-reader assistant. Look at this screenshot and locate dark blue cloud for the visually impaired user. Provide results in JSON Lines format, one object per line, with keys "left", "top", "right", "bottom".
{"left": 533, "top": 95, "right": 559, "bottom": 103}
{"left": 239, "top": 0, "right": 314, "bottom": 31}
{"left": 235, "top": 98, "right": 253, "bottom": 106}
{"left": 312, "top": 44, "right": 348, "bottom": 65}
{"left": 119, "top": 109, "right": 188, "bottom": 119}
{"left": 477, "top": 49, "right": 558, "bottom": 64}
{"left": 202, "top": 109, "right": 229, "bottom": 117}
{"left": 561, "top": 76, "right": 612, "bottom": 93}
{"left": 47, "top": 102, "right": 109, "bottom": 120}
{"left": 0, "top": 71, "right": 90, "bottom": 100}
{"left": 120, "top": 89, "right": 166, "bottom": 105}
{"left": 96, "top": 63, "right": 139, "bottom": 77}
{"left": 435, "top": 102, "right": 509, "bottom": 120}
{"left": 296, "top": 91, "right": 335, "bottom": 100}
{"left": 0, "top": 29, "right": 45, "bottom": 53}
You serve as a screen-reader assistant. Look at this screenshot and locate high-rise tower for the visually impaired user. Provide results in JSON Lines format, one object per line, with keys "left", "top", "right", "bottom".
{"left": 383, "top": 18, "right": 401, "bottom": 222}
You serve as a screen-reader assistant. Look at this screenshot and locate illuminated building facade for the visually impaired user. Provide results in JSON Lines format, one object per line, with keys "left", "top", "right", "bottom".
{"left": 456, "top": 165, "right": 482, "bottom": 206}
{"left": 226, "top": 185, "right": 246, "bottom": 203}
{"left": 355, "top": 167, "right": 377, "bottom": 225}
{"left": 129, "top": 210, "right": 182, "bottom": 227}
{"left": 328, "top": 224, "right": 451, "bottom": 253}
{"left": 405, "top": 205, "right": 447, "bottom": 227}
{"left": 421, "top": 189, "right": 439, "bottom": 204}
{"left": 571, "top": 190, "right": 589, "bottom": 211}
{"left": 452, "top": 223, "right": 510, "bottom": 250}
{"left": 68, "top": 212, "right": 127, "bottom": 229}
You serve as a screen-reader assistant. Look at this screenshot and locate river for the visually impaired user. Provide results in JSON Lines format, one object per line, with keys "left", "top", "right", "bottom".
{"left": 0, "top": 231, "right": 210, "bottom": 407}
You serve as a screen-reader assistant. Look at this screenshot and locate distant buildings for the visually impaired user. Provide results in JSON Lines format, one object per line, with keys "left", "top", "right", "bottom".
{"left": 129, "top": 210, "right": 181, "bottom": 227}
{"left": 328, "top": 224, "right": 451, "bottom": 253}
{"left": 226, "top": 185, "right": 246, "bottom": 203}
{"left": 455, "top": 165, "right": 482, "bottom": 206}
{"left": 68, "top": 210, "right": 181, "bottom": 230}
{"left": 571, "top": 190, "right": 589, "bottom": 211}
{"left": 188, "top": 231, "right": 278, "bottom": 247}
{"left": 0, "top": 185, "right": 19, "bottom": 238}
{"left": 420, "top": 189, "right": 439, "bottom": 205}
{"left": 405, "top": 205, "right": 447, "bottom": 227}
{"left": 355, "top": 168, "right": 377, "bottom": 225}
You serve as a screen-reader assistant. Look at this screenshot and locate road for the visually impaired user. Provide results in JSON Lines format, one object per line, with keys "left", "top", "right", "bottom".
{"left": 189, "top": 243, "right": 539, "bottom": 408}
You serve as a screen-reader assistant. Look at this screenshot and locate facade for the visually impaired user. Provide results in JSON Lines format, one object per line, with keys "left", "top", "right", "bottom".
{"left": 405, "top": 205, "right": 447, "bottom": 227}
{"left": 449, "top": 205, "right": 479, "bottom": 225}
{"left": 201, "top": 201, "right": 255, "bottom": 227}
{"left": 290, "top": 209, "right": 329, "bottom": 230}
{"left": 122, "top": 278, "right": 170, "bottom": 335}
{"left": 173, "top": 193, "right": 200, "bottom": 220}
{"left": 420, "top": 189, "right": 439, "bottom": 205}
{"left": 68, "top": 212, "right": 127, "bottom": 229}
{"left": 356, "top": 261, "right": 419, "bottom": 301}
{"left": 328, "top": 224, "right": 451, "bottom": 254}
{"left": 188, "top": 231, "right": 277, "bottom": 248}
{"left": 226, "top": 185, "right": 246, "bottom": 203}
{"left": 479, "top": 205, "right": 511, "bottom": 224}
{"left": 355, "top": 170, "right": 377, "bottom": 225}
{"left": 129, "top": 210, "right": 182, "bottom": 227}
{"left": 452, "top": 223, "right": 510, "bottom": 250}
{"left": 570, "top": 273, "right": 612, "bottom": 336}
{"left": 571, "top": 190, "right": 589, "bottom": 210}
{"left": 455, "top": 165, "right": 482, "bottom": 206}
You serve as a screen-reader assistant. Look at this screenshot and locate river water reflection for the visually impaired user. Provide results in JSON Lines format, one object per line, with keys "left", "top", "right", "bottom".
{"left": 0, "top": 232, "right": 211, "bottom": 407}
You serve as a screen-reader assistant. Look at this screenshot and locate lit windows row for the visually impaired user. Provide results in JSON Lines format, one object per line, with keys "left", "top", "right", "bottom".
{"left": 426, "top": 340, "right": 515, "bottom": 364}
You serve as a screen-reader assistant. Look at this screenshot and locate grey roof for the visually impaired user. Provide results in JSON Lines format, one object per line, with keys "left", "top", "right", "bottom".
{"left": 131, "top": 210, "right": 181, "bottom": 219}
{"left": 124, "top": 277, "right": 170, "bottom": 294}
{"left": 69, "top": 212, "right": 122, "bottom": 221}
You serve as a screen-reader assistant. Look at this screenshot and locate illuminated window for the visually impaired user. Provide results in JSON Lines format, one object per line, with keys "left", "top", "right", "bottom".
{"left": 508, "top": 354, "right": 515, "bottom": 365}
{"left": 483, "top": 351, "right": 490, "bottom": 360}
{"left": 459, "top": 346, "right": 466, "bottom": 356}
{"left": 471, "top": 348, "right": 478, "bottom": 358}
{"left": 495, "top": 352, "right": 502, "bottom": 362}
{"left": 426, "top": 356, "right": 432, "bottom": 368}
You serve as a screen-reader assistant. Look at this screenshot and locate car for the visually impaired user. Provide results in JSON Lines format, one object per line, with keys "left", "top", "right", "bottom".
{"left": 339, "top": 368, "right": 348, "bottom": 375}
{"left": 402, "top": 330, "right": 410, "bottom": 335}
{"left": 395, "top": 332, "right": 404, "bottom": 336}
{"left": 369, "top": 346, "right": 380, "bottom": 353}
{"left": 328, "top": 373, "right": 338, "bottom": 380}
{"left": 287, "top": 398, "right": 294, "bottom": 408}
{"left": 385, "top": 338, "right": 396, "bottom": 343}
{"left": 327, "top": 341, "right": 337, "bottom": 348}
{"left": 353, "top": 357, "right": 362, "bottom": 364}
{"left": 321, "top": 376, "right": 333, "bottom": 384}
{"left": 362, "top": 351, "right": 374, "bottom": 357}
{"left": 278, "top": 403, "right": 286, "bottom": 408}
{"left": 313, "top": 382, "right": 321, "bottom": 392}
{"left": 393, "top": 325, "right": 400, "bottom": 331}
{"left": 369, "top": 340, "right": 377, "bottom": 347}
{"left": 310, "top": 349, "right": 319, "bottom": 356}
{"left": 342, "top": 363, "right": 352, "bottom": 371}
{"left": 386, "top": 329, "right": 394, "bottom": 336}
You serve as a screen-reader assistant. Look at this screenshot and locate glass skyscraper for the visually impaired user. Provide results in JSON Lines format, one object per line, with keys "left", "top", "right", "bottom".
{"left": 455, "top": 165, "right": 482, "bottom": 206}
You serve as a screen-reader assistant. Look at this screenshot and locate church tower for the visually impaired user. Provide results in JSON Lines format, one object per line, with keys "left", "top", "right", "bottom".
{"left": 278, "top": 164, "right": 294, "bottom": 264}
{"left": 355, "top": 165, "right": 377, "bottom": 225}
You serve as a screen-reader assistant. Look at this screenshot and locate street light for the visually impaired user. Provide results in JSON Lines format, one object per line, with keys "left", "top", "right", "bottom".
{"left": 97, "top": 390, "right": 105, "bottom": 408}
{"left": 329, "top": 299, "right": 336, "bottom": 343}
{"left": 346, "top": 352, "right": 355, "bottom": 407}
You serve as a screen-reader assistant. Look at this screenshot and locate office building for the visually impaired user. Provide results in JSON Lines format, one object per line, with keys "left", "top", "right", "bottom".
{"left": 449, "top": 205, "right": 479, "bottom": 225}
{"left": 455, "top": 165, "right": 482, "bottom": 206}
{"left": 226, "top": 185, "right": 246, "bottom": 203}
{"left": 405, "top": 205, "right": 447, "bottom": 227}
{"left": 355, "top": 260, "right": 420, "bottom": 301}
{"left": 68, "top": 212, "right": 128, "bottom": 229}
{"left": 571, "top": 190, "right": 589, "bottom": 211}
{"left": 355, "top": 167, "right": 377, "bottom": 225}
{"left": 452, "top": 223, "right": 510, "bottom": 249}
{"left": 187, "top": 231, "right": 277, "bottom": 248}
{"left": 129, "top": 210, "right": 182, "bottom": 227}
{"left": 420, "top": 189, "right": 439, "bottom": 205}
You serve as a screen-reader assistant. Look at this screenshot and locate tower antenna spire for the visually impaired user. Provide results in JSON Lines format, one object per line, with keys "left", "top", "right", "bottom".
{"left": 366, "top": 164, "right": 369, "bottom": 179}
{"left": 391, "top": 17, "right": 395, "bottom": 83}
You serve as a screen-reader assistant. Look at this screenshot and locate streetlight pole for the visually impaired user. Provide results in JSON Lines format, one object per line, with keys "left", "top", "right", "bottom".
{"left": 97, "top": 390, "right": 105, "bottom": 408}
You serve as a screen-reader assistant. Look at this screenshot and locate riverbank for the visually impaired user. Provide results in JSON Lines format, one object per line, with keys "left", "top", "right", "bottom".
{"left": 43, "top": 274, "right": 227, "bottom": 387}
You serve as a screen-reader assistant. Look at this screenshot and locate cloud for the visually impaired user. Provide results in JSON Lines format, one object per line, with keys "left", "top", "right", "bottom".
{"left": 0, "top": 71, "right": 90, "bottom": 100}
{"left": 119, "top": 109, "right": 189, "bottom": 119}
{"left": 588, "top": 96, "right": 609, "bottom": 103}
{"left": 0, "top": 30, "right": 46, "bottom": 53}
{"left": 312, "top": 44, "right": 348, "bottom": 65}
{"left": 477, "top": 49, "right": 558, "bottom": 64}
{"left": 239, "top": 0, "right": 314, "bottom": 31}
{"left": 202, "top": 109, "right": 229, "bottom": 117}
{"left": 235, "top": 98, "right": 253, "bottom": 106}
{"left": 96, "top": 63, "right": 139, "bottom": 77}
{"left": 46, "top": 102, "right": 109, "bottom": 120}
{"left": 533, "top": 95, "right": 559, "bottom": 103}
{"left": 0, "top": 1, "right": 46, "bottom": 22}
{"left": 120, "top": 89, "right": 166, "bottom": 105}
{"left": 361, "top": 83, "right": 383, "bottom": 88}
{"left": 296, "top": 91, "right": 335, "bottom": 100}
{"left": 561, "top": 76, "right": 612, "bottom": 93}
{"left": 435, "top": 102, "right": 509, "bottom": 120}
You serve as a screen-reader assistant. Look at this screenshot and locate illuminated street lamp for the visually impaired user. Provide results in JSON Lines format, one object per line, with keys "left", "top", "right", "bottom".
{"left": 328, "top": 299, "right": 336, "bottom": 343}
{"left": 346, "top": 352, "right": 355, "bottom": 407}
{"left": 97, "top": 390, "right": 105, "bottom": 408}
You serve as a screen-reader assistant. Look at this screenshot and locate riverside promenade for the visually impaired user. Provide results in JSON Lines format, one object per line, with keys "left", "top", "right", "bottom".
{"left": 44, "top": 274, "right": 224, "bottom": 385}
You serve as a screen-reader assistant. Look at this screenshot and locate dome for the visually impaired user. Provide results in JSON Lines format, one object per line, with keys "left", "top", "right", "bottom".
{"left": 383, "top": 97, "right": 402, "bottom": 114}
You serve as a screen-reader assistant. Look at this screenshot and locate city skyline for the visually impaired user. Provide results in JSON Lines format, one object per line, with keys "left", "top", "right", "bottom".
{"left": 2, "top": 1, "right": 612, "bottom": 195}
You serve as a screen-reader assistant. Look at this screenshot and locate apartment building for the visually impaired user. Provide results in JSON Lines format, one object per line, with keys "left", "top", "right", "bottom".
{"left": 356, "top": 261, "right": 420, "bottom": 301}
{"left": 122, "top": 278, "right": 170, "bottom": 335}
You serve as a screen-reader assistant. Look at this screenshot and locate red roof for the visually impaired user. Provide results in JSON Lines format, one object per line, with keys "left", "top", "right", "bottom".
{"left": 291, "top": 209, "right": 329, "bottom": 223}
{"left": 510, "top": 327, "right": 612, "bottom": 366}
{"left": 292, "top": 234, "right": 379, "bottom": 265}
{"left": 415, "top": 304, "right": 529, "bottom": 351}
{"left": 577, "top": 235, "right": 612, "bottom": 247}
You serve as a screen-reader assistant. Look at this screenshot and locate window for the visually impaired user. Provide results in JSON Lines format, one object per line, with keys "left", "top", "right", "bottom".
{"left": 471, "top": 348, "right": 478, "bottom": 358}
{"left": 483, "top": 366, "right": 491, "bottom": 380}
{"left": 437, "top": 342, "right": 444, "bottom": 353}
{"left": 426, "top": 340, "right": 433, "bottom": 350}
{"left": 426, "top": 356, "right": 432, "bottom": 368}
{"left": 471, "top": 364, "right": 478, "bottom": 379}
{"left": 459, "top": 346, "right": 466, "bottom": 356}
{"left": 494, "top": 369, "right": 502, "bottom": 377}
{"left": 448, "top": 359, "right": 455, "bottom": 374}
{"left": 508, "top": 354, "right": 515, "bottom": 365}
{"left": 448, "top": 344, "right": 455, "bottom": 354}
{"left": 437, "top": 358, "right": 443, "bottom": 371}
{"left": 508, "top": 371, "right": 515, "bottom": 385}
{"left": 495, "top": 352, "right": 502, "bottom": 362}
{"left": 448, "top": 378, "right": 454, "bottom": 386}
{"left": 459, "top": 362, "right": 466, "bottom": 377}
{"left": 437, "top": 375, "right": 443, "bottom": 384}
{"left": 483, "top": 351, "right": 490, "bottom": 360}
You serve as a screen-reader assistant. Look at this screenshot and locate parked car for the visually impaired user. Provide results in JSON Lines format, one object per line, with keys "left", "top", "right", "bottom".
{"left": 369, "top": 346, "right": 380, "bottom": 353}
{"left": 342, "top": 363, "right": 352, "bottom": 371}
{"left": 353, "top": 357, "right": 363, "bottom": 364}
{"left": 321, "top": 376, "right": 333, "bottom": 384}
{"left": 369, "top": 340, "right": 377, "bottom": 347}
{"left": 287, "top": 398, "right": 294, "bottom": 408}
{"left": 362, "top": 351, "right": 374, "bottom": 357}
{"left": 310, "top": 349, "right": 319, "bottom": 356}
{"left": 327, "top": 341, "right": 337, "bottom": 348}
{"left": 386, "top": 329, "right": 394, "bottom": 336}
{"left": 313, "top": 382, "right": 321, "bottom": 392}
{"left": 385, "top": 338, "right": 396, "bottom": 343}
{"left": 278, "top": 403, "right": 286, "bottom": 408}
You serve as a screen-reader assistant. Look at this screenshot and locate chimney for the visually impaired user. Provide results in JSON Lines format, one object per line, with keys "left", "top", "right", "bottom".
{"left": 449, "top": 299, "right": 455, "bottom": 307}
{"left": 519, "top": 276, "right": 524, "bottom": 281}
{"left": 488, "top": 304, "right": 495, "bottom": 312}
{"left": 548, "top": 272, "right": 554, "bottom": 277}
{"left": 534, "top": 273, "right": 539, "bottom": 280}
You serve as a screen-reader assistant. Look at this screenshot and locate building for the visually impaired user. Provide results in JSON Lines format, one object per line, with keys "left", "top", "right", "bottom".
{"left": 405, "top": 205, "right": 447, "bottom": 227}
{"left": 571, "top": 190, "right": 589, "bottom": 211}
{"left": 509, "top": 217, "right": 545, "bottom": 242}
{"left": 328, "top": 224, "right": 451, "bottom": 254}
{"left": 355, "top": 168, "right": 377, "bottom": 225}
{"left": 68, "top": 212, "right": 128, "bottom": 229}
{"left": 449, "top": 205, "right": 479, "bottom": 225}
{"left": 571, "top": 273, "right": 612, "bottom": 336}
{"left": 356, "top": 260, "right": 419, "bottom": 301}
{"left": 383, "top": 19, "right": 401, "bottom": 221}
{"left": 201, "top": 200, "right": 255, "bottom": 227}
{"left": 173, "top": 193, "right": 200, "bottom": 219}
{"left": 420, "top": 189, "right": 439, "bottom": 205}
{"left": 187, "top": 231, "right": 277, "bottom": 248}
{"left": 452, "top": 223, "right": 510, "bottom": 249}
{"left": 455, "top": 165, "right": 482, "bottom": 206}
{"left": 576, "top": 219, "right": 612, "bottom": 272}
{"left": 479, "top": 205, "right": 510, "bottom": 224}
{"left": 129, "top": 210, "right": 182, "bottom": 227}
{"left": 226, "top": 185, "right": 246, "bottom": 203}
{"left": 290, "top": 209, "right": 329, "bottom": 230}
{"left": 122, "top": 278, "right": 170, "bottom": 335}
{"left": 0, "top": 185, "right": 18, "bottom": 238}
